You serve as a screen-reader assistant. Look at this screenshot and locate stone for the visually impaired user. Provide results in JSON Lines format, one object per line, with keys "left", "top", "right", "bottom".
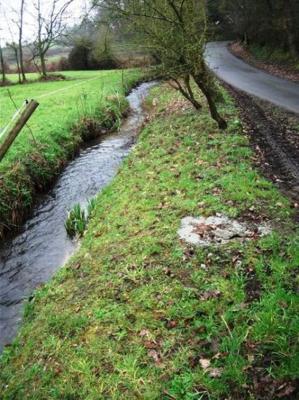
{"left": 178, "top": 214, "right": 271, "bottom": 247}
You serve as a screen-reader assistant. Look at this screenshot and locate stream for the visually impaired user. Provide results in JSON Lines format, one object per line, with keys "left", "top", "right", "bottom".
{"left": 0, "top": 81, "right": 156, "bottom": 352}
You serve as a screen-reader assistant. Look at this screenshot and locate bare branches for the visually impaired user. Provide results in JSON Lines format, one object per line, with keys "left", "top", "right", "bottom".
{"left": 31, "top": 0, "right": 75, "bottom": 76}
{"left": 96, "top": 0, "right": 227, "bottom": 129}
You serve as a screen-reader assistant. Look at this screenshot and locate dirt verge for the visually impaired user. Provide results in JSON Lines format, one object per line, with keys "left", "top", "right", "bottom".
{"left": 225, "top": 83, "right": 299, "bottom": 210}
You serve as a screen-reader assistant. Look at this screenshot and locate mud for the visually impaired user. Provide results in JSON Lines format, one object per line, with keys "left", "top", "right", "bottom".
{"left": 226, "top": 84, "right": 299, "bottom": 208}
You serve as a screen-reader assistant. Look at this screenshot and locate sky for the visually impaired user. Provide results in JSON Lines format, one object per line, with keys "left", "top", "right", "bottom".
{"left": 0, "top": 0, "right": 90, "bottom": 45}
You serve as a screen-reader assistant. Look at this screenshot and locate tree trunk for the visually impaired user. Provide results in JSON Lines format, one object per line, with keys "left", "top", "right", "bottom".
{"left": 18, "top": 0, "right": 27, "bottom": 82}
{"left": 192, "top": 74, "right": 227, "bottom": 130}
{"left": 284, "top": 0, "right": 298, "bottom": 58}
{"left": 19, "top": 39, "right": 26, "bottom": 82}
{"left": 40, "top": 52, "right": 47, "bottom": 77}
{"left": 0, "top": 46, "right": 6, "bottom": 84}
{"left": 37, "top": 0, "right": 47, "bottom": 78}
{"left": 13, "top": 47, "right": 22, "bottom": 84}
{"left": 171, "top": 76, "right": 202, "bottom": 111}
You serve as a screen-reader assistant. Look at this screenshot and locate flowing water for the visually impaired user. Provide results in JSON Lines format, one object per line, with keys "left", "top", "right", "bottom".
{"left": 0, "top": 82, "right": 156, "bottom": 351}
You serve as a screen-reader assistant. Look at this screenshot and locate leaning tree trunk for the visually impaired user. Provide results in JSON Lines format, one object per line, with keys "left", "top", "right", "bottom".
{"left": 171, "top": 76, "right": 202, "bottom": 111}
{"left": 192, "top": 74, "right": 227, "bottom": 130}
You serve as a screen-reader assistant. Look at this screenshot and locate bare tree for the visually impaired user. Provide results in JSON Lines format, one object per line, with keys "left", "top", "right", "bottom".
{"left": 18, "top": 0, "right": 27, "bottom": 82}
{"left": 31, "top": 0, "right": 74, "bottom": 78}
{"left": 2, "top": 3, "right": 22, "bottom": 83}
{"left": 7, "top": 0, "right": 27, "bottom": 82}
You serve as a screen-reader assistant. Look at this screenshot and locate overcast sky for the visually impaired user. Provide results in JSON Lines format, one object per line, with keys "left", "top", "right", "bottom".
{"left": 0, "top": 0, "right": 90, "bottom": 44}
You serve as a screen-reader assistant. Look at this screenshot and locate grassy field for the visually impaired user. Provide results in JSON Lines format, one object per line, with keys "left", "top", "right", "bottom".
{"left": 0, "top": 84, "right": 298, "bottom": 399}
{"left": 0, "top": 69, "right": 141, "bottom": 237}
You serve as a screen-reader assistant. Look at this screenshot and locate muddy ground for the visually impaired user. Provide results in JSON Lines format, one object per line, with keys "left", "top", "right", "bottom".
{"left": 225, "top": 84, "right": 299, "bottom": 217}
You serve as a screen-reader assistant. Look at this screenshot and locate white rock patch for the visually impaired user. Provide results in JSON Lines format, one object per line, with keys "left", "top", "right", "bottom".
{"left": 178, "top": 214, "right": 271, "bottom": 247}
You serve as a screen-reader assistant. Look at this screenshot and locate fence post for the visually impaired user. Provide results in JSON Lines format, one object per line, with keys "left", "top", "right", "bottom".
{"left": 0, "top": 100, "right": 39, "bottom": 162}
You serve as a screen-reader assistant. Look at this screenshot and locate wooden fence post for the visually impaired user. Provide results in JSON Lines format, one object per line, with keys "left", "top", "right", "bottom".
{"left": 0, "top": 100, "right": 39, "bottom": 162}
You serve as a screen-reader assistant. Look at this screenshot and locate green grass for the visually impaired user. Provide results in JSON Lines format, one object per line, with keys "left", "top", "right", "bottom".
{"left": 0, "top": 84, "right": 298, "bottom": 399}
{"left": 0, "top": 69, "right": 141, "bottom": 236}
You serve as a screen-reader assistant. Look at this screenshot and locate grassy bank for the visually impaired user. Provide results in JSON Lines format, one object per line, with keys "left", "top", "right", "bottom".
{"left": 0, "top": 69, "right": 141, "bottom": 237}
{"left": 229, "top": 42, "right": 299, "bottom": 82}
{"left": 248, "top": 44, "right": 299, "bottom": 71}
{"left": 0, "top": 84, "right": 298, "bottom": 399}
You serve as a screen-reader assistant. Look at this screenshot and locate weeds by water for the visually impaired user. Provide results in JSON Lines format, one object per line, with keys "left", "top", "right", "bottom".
{"left": 65, "top": 198, "right": 97, "bottom": 238}
{"left": 64, "top": 204, "right": 87, "bottom": 238}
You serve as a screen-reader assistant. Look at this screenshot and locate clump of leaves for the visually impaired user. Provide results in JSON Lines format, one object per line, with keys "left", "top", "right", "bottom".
{"left": 65, "top": 204, "right": 87, "bottom": 238}
{"left": 65, "top": 198, "right": 97, "bottom": 238}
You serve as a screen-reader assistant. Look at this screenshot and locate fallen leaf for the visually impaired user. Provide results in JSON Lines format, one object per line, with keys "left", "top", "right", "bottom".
{"left": 144, "top": 340, "right": 158, "bottom": 349}
{"left": 276, "top": 383, "right": 296, "bottom": 398}
{"left": 200, "top": 290, "right": 221, "bottom": 301}
{"left": 166, "top": 320, "right": 178, "bottom": 329}
{"left": 148, "top": 349, "right": 162, "bottom": 366}
{"left": 209, "top": 367, "right": 223, "bottom": 378}
{"left": 139, "top": 329, "right": 150, "bottom": 338}
{"left": 199, "top": 358, "right": 211, "bottom": 370}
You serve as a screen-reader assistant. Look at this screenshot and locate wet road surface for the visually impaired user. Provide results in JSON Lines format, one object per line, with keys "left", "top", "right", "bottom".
{"left": 205, "top": 42, "right": 299, "bottom": 114}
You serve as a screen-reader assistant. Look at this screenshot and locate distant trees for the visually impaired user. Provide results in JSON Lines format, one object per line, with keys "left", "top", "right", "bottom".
{"left": 67, "top": 12, "right": 119, "bottom": 71}
{"left": 68, "top": 36, "right": 119, "bottom": 70}
{"left": 68, "top": 39, "right": 93, "bottom": 70}
{"left": 95, "top": 0, "right": 227, "bottom": 129}
{"left": 4, "top": 0, "right": 28, "bottom": 83}
{"left": 208, "top": 0, "right": 299, "bottom": 57}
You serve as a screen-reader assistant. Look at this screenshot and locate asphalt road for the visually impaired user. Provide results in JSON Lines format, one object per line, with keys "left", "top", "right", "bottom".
{"left": 205, "top": 42, "right": 299, "bottom": 114}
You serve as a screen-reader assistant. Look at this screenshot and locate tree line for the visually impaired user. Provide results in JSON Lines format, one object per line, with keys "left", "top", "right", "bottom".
{"left": 0, "top": 0, "right": 75, "bottom": 84}
{"left": 208, "top": 0, "right": 299, "bottom": 57}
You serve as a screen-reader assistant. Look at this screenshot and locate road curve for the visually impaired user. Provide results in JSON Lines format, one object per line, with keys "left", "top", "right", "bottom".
{"left": 205, "top": 42, "right": 299, "bottom": 114}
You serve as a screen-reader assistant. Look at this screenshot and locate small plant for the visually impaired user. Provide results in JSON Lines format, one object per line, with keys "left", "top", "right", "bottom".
{"left": 65, "top": 197, "right": 97, "bottom": 238}
{"left": 65, "top": 203, "right": 87, "bottom": 238}
{"left": 87, "top": 197, "right": 97, "bottom": 216}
